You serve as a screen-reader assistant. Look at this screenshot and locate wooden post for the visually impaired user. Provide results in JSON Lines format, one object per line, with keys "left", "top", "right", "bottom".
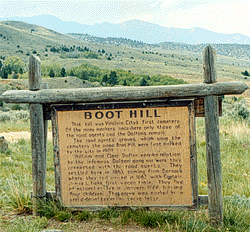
{"left": 203, "top": 45, "right": 223, "bottom": 227}
{"left": 41, "top": 82, "right": 48, "bottom": 164}
{"left": 29, "top": 55, "right": 46, "bottom": 216}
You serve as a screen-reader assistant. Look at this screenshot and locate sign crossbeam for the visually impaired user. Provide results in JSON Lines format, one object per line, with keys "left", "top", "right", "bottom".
{"left": 1, "top": 81, "right": 248, "bottom": 104}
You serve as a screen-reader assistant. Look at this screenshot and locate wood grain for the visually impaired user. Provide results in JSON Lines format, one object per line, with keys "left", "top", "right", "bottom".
{"left": 1, "top": 82, "right": 248, "bottom": 104}
{"left": 204, "top": 45, "right": 223, "bottom": 227}
{"left": 29, "top": 56, "right": 46, "bottom": 216}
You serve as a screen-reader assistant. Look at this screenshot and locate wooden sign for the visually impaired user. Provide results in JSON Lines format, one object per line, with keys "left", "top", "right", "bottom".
{"left": 52, "top": 100, "right": 198, "bottom": 209}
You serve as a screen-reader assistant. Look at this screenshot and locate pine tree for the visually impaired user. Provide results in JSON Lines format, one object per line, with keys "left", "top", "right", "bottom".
{"left": 139, "top": 77, "right": 148, "bottom": 86}
{"left": 107, "top": 71, "right": 118, "bottom": 86}
{"left": 101, "top": 74, "right": 108, "bottom": 84}
{"left": 69, "top": 70, "right": 75, "bottom": 76}
{"left": 49, "top": 69, "right": 55, "bottom": 78}
{"left": 60, "top": 67, "right": 66, "bottom": 77}
{"left": 1, "top": 67, "right": 8, "bottom": 79}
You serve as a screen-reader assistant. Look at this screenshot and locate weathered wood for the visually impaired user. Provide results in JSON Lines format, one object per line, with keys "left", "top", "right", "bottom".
{"left": 51, "top": 106, "right": 61, "bottom": 201}
{"left": 42, "top": 83, "right": 48, "bottom": 181}
{"left": 204, "top": 45, "right": 223, "bottom": 227}
{"left": 43, "top": 97, "right": 222, "bottom": 120}
{"left": 29, "top": 55, "right": 42, "bottom": 90}
{"left": 203, "top": 45, "right": 217, "bottom": 83}
{"left": 51, "top": 100, "right": 199, "bottom": 210}
{"left": 30, "top": 104, "right": 46, "bottom": 216}
{"left": 189, "top": 101, "right": 198, "bottom": 209}
{"left": 41, "top": 82, "right": 48, "bottom": 160}
{"left": 195, "top": 97, "right": 222, "bottom": 117}
{"left": 199, "top": 195, "right": 209, "bottom": 206}
{"left": 29, "top": 56, "right": 46, "bottom": 216}
{"left": 205, "top": 95, "right": 223, "bottom": 226}
{"left": 1, "top": 81, "right": 248, "bottom": 104}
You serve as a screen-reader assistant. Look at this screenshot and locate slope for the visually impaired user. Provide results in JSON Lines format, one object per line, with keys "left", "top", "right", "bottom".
{"left": 0, "top": 20, "right": 89, "bottom": 63}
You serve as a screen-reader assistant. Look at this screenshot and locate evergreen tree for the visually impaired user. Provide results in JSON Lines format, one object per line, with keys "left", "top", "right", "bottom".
{"left": 107, "top": 71, "right": 118, "bottom": 86}
{"left": 60, "top": 67, "right": 66, "bottom": 77}
{"left": 49, "top": 69, "right": 55, "bottom": 78}
{"left": 123, "top": 79, "right": 128, "bottom": 86}
{"left": 19, "top": 67, "right": 23, "bottom": 75}
{"left": 139, "top": 77, "right": 149, "bottom": 86}
{"left": 242, "top": 70, "right": 249, "bottom": 76}
{"left": 69, "top": 70, "right": 75, "bottom": 76}
{"left": 101, "top": 74, "right": 108, "bottom": 84}
{"left": 1, "top": 67, "right": 8, "bottom": 79}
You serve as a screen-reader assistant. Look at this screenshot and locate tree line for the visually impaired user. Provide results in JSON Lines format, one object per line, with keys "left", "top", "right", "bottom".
{"left": 0, "top": 56, "right": 25, "bottom": 79}
{"left": 63, "top": 63, "right": 188, "bottom": 86}
{"left": 0, "top": 56, "right": 188, "bottom": 87}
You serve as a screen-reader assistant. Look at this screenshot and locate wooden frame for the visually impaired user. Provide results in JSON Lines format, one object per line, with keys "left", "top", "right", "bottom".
{"left": 1, "top": 45, "right": 249, "bottom": 227}
{"left": 51, "top": 100, "right": 198, "bottom": 210}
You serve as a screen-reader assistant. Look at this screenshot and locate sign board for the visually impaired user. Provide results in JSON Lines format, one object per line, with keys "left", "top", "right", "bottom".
{"left": 52, "top": 100, "right": 198, "bottom": 209}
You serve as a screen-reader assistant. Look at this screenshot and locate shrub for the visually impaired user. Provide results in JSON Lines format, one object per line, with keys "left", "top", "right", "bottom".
{"left": 223, "top": 97, "right": 250, "bottom": 120}
{"left": 241, "top": 70, "right": 249, "bottom": 76}
{"left": 0, "top": 110, "right": 29, "bottom": 122}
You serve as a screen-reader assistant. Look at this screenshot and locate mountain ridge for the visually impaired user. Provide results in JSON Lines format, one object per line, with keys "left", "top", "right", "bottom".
{"left": 1, "top": 15, "right": 250, "bottom": 45}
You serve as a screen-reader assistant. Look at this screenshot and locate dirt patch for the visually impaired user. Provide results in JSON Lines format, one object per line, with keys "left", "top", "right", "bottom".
{"left": 1, "top": 131, "right": 52, "bottom": 143}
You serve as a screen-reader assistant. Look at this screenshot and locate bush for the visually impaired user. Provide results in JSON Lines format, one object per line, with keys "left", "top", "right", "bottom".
{"left": 223, "top": 97, "right": 250, "bottom": 120}
{"left": 241, "top": 70, "right": 249, "bottom": 76}
{"left": 0, "top": 110, "right": 29, "bottom": 122}
{"left": 49, "top": 69, "right": 55, "bottom": 78}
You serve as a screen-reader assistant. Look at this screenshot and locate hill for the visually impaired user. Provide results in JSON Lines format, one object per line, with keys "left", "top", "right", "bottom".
{"left": 1, "top": 15, "right": 250, "bottom": 44}
{"left": 0, "top": 20, "right": 92, "bottom": 63}
{"left": 0, "top": 20, "right": 249, "bottom": 102}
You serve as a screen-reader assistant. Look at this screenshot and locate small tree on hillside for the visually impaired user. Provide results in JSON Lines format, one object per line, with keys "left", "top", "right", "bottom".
{"left": 101, "top": 74, "right": 108, "bottom": 84}
{"left": 123, "top": 79, "right": 128, "bottom": 86}
{"left": 1, "top": 67, "right": 8, "bottom": 79}
{"left": 49, "top": 69, "right": 55, "bottom": 78}
{"left": 107, "top": 71, "right": 118, "bottom": 86}
{"left": 241, "top": 70, "right": 249, "bottom": 76}
{"left": 139, "top": 77, "right": 149, "bottom": 86}
{"left": 60, "top": 67, "right": 66, "bottom": 77}
{"left": 69, "top": 70, "right": 75, "bottom": 76}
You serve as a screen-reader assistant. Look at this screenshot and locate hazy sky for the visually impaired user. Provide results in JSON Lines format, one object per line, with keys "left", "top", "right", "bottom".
{"left": 1, "top": 0, "right": 250, "bottom": 37}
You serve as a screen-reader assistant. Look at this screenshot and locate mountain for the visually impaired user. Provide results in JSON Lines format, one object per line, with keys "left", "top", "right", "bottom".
{"left": 1, "top": 15, "right": 250, "bottom": 45}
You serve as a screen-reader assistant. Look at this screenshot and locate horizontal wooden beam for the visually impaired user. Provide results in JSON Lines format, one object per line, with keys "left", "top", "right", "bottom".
{"left": 1, "top": 82, "right": 248, "bottom": 104}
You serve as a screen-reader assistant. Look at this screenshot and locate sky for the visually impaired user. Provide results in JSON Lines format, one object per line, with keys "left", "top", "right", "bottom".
{"left": 0, "top": 0, "right": 250, "bottom": 37}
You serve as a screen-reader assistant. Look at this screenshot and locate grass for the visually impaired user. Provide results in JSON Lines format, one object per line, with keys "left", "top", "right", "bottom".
{"left": 0, "top": 97, "right": 249, "bottom": 231}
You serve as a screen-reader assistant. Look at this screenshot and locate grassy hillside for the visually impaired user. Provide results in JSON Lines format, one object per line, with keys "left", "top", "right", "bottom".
{"left": 0, "top": 21, "right": 90, "bottom": 62}
{"left": 0, "top": 20, "right": 249, "bottom": 100}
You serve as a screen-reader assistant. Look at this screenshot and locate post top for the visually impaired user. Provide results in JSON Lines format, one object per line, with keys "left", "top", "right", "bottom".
{"left": 29, "top": 54, "right": 41, "bottom": 63}
{"left": 29, "top": 55, "right": 42, "bottom": 90}
{"left": 203, "top": 45, "right": 217, "bottom": 84}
